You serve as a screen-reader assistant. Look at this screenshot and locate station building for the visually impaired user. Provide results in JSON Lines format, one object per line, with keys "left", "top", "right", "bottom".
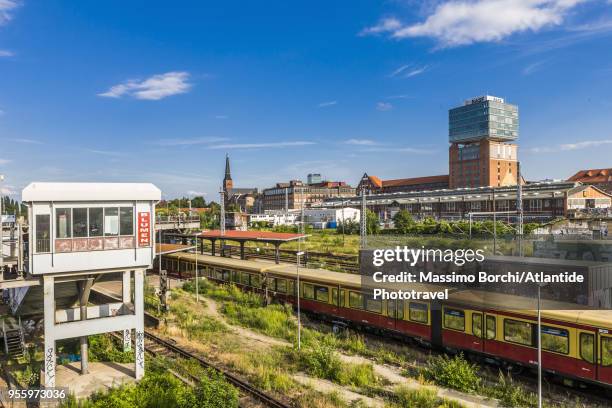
{"left": 2, "top": 182, "right": 160, "bottom": 388}
{"left": 320, "top": 181, "right": 612, "bottom": 222}
{"left": 568, "top": 168, "right": 612, "bottom": 194}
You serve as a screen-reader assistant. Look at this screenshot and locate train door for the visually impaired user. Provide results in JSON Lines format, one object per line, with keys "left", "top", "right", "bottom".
{"left": 430, "top": 301, "right": 443, "bottom": 348}
{"left": 576, "top": 330, "right": 596, "bottom": 381}
{"left": 597, "top": 331, "right": 612, "bottom": 384}
{"left": 483, "top": 314, "right": 497, "bottom": 355}
{"left": 470, "top": 312, "right": 485, "bottom": 353}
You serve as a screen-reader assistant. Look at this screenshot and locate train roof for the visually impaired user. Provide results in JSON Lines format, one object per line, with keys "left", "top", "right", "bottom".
{"left": 448, "top": 290, "right": 612, "bottom": 328}
{"left": 484, "top": 255, "right": 611, "bottom": 269}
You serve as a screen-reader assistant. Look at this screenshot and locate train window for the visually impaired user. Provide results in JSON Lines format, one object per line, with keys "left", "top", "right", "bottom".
{"left": 504, "top": 319, "right": 533, "bottom": 346}
{"left": 409, "top": 303, "right": 428, "bottom": 323}
{"left": 332, "top": 288, "right": 339, "bottom": 305}
{"left": 349, "top": 292, "right": 364, "bottom": 309}
{"left": 579, "top": 333, "right": 594, "bottom": 364}
{"left": 472, "top": 313, "right": 483, "bottom": 338}
{"left": 315, "top": 286, "right": 329, "bottom": 303}
{"left": 443, "top": 308, "right": 464, "bottom": 331}
{"left": 302, "top": 283, "right": 314, "bottom": 299}
{"left": 276, "top": 279, "right": 287, "bottom": 293}
{"left": 365, "top": 294, "right": 382, "bottom": 314}
{"left": 486, "top": 315, "right": 496, "bottom": 340}
{"left": 221, "top": 269, "right": 231, "bottom": 281}
{"left": 602, "top": 337, "right": 612, "bottom": 367}
{"left": 541, "top": 326, "right": 569, "bottom": 354}
{"left": 286, "top": 280, "right": 294, "bottom": 295}
{"left": 252, "top": 274, "right": 260, "bottom": 288}
{"left": 240, "top": 272, "right": 250, "bottom": 286}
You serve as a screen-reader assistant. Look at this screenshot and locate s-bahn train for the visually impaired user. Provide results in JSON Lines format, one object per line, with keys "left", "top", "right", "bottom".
{"left": 159, "top": 251, "right": 612, "bottom": 389}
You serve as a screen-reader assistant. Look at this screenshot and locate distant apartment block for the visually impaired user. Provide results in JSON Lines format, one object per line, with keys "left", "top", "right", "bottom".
{"left": 262, "top": 179, "right": 355, "bottom": 211}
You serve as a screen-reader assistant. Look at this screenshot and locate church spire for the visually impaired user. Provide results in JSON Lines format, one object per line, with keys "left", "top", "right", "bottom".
{"left": 224, "top": 154, "right": 232, "bottom": 181}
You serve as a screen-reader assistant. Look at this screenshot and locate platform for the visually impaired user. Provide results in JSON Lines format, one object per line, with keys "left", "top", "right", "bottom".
{"left": 54, "top": 362, "right": 136, "bottom": 399}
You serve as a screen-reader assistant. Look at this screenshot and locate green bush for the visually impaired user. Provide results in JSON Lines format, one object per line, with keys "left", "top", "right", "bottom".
{"left": 493, "top": 371, "right": 538, "bottom": 408}
{"left": 423, "top": 354, "right": 481, "bottom": 393}
{"left": 60, "top": 368, "right": 239, "bottom": 408}
{"left": 89, "top": 335, "right": 134, "bottom": 363}
{"left": 390, "top": 385, "right": 465, "bottom": 408}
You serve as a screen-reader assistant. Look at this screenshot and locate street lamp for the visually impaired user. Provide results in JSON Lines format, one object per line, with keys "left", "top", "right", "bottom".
{"left": 0, "top": 174, "right": 4, "bottom": 270}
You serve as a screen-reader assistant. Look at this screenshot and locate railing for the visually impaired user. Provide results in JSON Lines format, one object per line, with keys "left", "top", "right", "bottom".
{"left": 36, "top": 238, "right": 50, "bottom": 253}
{"left": 156, "top": 215, "right": 200, "bottom": 223}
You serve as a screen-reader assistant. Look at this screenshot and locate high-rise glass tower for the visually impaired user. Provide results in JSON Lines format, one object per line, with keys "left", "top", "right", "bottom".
{"left": 449, "top": 96, "right": 519, "bottom": 188}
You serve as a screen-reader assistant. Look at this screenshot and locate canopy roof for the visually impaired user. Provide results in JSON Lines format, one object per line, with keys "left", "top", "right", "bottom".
{"left": 22, "top": 182, "right": 161, "bottom": 202}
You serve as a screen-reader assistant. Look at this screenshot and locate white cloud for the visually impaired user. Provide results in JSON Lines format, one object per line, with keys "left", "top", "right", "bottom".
{"left": 560, "top": 139, "right": 612, "bottom": 150}
{"left": 317, "top": 100, "right": 338, "bottom": 108}
{"left": 0, "top": 158, "right": 11, "bottom": 165}
{"left": 0, "top": 49, "right": 14, "bottom": 57}
{"left": 84, "top": 148, "right": 124, "bottom": 157}
{"left": 153, "top": 136, "right": 228, "bottom": 147}
{"left": 390, "top": 64, "right": 429, "bottom": 78}
{"left": 208, "top": 141, "right": 316, "bottom": 150}
{"left": 344, "top": 139, "right": 378, "bottom": 145}
{"left": 386, "top": 94, "right": 413, "bottom": 99}
{"left": 215, "top": 115, "right": 229, "bottom": 120}
{"left": 376, "top": 101, "right": 393, "bottom": 111}
{"left": 98, "top": 71, "right": 192, "bottom": 100}
{"left": 363, "top": 146, "right": 434, "bottom": 154}
{"left": 3, "top": 138, "right": 43, "bottom": 144}
{"left": 1, "top": 185, "right": 16, "bottom": 195}
{"left": 187, "top": 190, "right": 206, "bottom": 196}
{"left": 522, "top": 60, "right": 547, "bottom": 75}
{"left": 362, "top": 0, "right": 587, "bottom": 47}
{"left": 0, "top": 0, "right": 18, "bottom": 25}
{"left": 528, "top": 139, "right": 612, "bottom": 153}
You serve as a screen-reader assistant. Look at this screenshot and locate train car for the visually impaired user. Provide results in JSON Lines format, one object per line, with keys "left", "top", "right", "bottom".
{"left": 444, "top": 290, "right": 612, "bottom": 387}
{"left": 159, "top": 252, "right": 438, "bottom": 343}
{"left": 158, "top": 252, "right": 612, "bottom": 389}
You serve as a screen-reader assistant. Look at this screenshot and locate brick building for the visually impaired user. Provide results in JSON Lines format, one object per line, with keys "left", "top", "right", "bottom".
{"left": 568, "top": 168, "right": 612, "bottom": 193}
{"left": 262, "top": 179, "right": 355, "bottom": 211}
{"left": 356, "top": 173, "right": 449, "bottom": 195}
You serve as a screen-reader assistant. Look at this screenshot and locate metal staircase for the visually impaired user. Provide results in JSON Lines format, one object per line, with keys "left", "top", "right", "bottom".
{"left": 2, "top": 317, "right": 24, "bottom": 359}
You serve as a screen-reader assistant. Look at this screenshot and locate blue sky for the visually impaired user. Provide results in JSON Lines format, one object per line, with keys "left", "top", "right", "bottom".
{"left": 1, "top": 0, "right": 612, "bottom": 200}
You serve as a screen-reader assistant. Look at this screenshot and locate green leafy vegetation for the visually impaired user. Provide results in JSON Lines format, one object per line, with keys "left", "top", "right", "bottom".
{"left": 387, "top": 385, "right": 465, "bottom": 408}
{"left": 59, "top": 360, "right": 239, "bottom": 408}
{"left": 422, "top": 354, "right": 481, "bottom": 394}
{"left": 88, "top": 334, "right": 134, "bottom": 363}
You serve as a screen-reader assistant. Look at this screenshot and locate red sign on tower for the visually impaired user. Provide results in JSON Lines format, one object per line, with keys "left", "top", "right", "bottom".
{"left": 138, "top": 212, "right": 151, "bottom": 247}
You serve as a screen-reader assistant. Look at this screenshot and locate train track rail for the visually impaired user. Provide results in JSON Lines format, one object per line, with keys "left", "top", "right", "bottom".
{"left": 142, "top": 330, "right": 291, "bottom": 408}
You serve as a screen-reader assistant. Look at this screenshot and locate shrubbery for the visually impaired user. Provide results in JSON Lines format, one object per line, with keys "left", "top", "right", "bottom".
{"left": 60, "top": 366, "right": 238, "bottom": 408}
{"left": 423, "top": 354, "right": 481, "bottom": 393}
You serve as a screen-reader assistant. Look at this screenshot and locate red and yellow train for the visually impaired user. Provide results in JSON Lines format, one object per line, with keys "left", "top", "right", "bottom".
{"left": 159, "top": 251, "right": 612, "bottom": 389}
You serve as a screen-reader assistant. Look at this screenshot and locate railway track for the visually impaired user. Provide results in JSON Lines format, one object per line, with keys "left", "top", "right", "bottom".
{"left": 141, "top": 330, "right": 291, "bottom": 408}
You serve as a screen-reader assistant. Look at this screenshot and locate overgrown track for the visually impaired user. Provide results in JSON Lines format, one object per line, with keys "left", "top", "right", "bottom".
{"left": 143, "top": 330, "right": 291, "bottom": 408}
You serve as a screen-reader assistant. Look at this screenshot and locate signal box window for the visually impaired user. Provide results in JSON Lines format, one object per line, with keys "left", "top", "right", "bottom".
{"left": 56, "top": 208, "right": 71, "bottom": 238}
{"left": 504, "top": 319, "right": 533, "bottom": 346}
{"left": 409, "top": 303, "right": 428, "bottom": 323}
{"left": 35, "top": 214, "right": 51, "bottom": 253}
{"left": 120, "top": 207, "right": 134, "bottom": 235}
{"left": 104, "top": 208, "right": 119, "bottom": 236}
{"left": 580, "top": 333, "right": 594, "bottom": 364}
{"left": 89, "top": 208, "right": 103, "bottom": 237}
{"left": 472, "top": 313, "right": 483, "bottom": 338}
{"left": 541, "top": 326, "right": 569, "bottom": 354}
{"left": 486, "top": 315, "right": 496, "bottom": 340}
{"left": 72, "top": 208, "right": 88, "bottom": 238}
{"left": 444, "top": 308, "right": 465, "bottom": 331}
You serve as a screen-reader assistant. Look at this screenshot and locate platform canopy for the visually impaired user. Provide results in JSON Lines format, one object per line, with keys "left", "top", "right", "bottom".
{"left": 155, "top": 243, "right": 195, "bottom": 255}
{"left": 22, "top": 182, "right": 161, "bottom": 202}
{"left": 193, "top": 230, "right": 306, "bottom": 243}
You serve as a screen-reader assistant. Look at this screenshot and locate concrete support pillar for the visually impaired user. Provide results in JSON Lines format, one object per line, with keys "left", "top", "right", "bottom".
{"left": 43, "top": 276, "right": 56, "bottom": 388}
{"left": 134, "top": 269, "right": 145, "bottom": 380}
{"left": 274, "top": 244, "right": 280, "bottom": 264}
{"left": 240, "top": 242, "right": 245, "bottom": 260}
{"left": 122, "top": 270, "right": 132, "bottom": 352}
{"left": 77, "top": 278, "right": 94, "bottom": 375}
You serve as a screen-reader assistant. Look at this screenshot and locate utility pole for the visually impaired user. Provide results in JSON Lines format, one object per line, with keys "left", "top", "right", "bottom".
{"left": 360, "top": 189, "right": 367, "bottom": 249}
{"left": 220, "top": 187, "right": 226, "bottom": 257}
{"left": 0, "top": 174, "right": 4, "bottom": 271}
{"left": 492, "top": 189, "right": 497, "bottom": 254}
{"left": 516, "top": 162, "right": 524, "bottom": 257}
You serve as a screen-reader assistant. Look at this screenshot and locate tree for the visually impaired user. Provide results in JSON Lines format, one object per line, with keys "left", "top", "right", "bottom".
{"left": 393, "top": 209, "right": 415, "bottom": 234}
{"left": 366, "top": 209, "right": 380, "bottom": 235}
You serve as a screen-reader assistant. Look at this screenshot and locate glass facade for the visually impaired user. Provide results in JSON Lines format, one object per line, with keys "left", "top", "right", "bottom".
{"left": 449, "top": 97, "right": 518, "bottom": 143}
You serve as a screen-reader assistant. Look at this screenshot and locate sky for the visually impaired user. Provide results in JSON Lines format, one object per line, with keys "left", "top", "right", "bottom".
{"left": 1, "top": 0, "right": 612, "bottom": 200}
